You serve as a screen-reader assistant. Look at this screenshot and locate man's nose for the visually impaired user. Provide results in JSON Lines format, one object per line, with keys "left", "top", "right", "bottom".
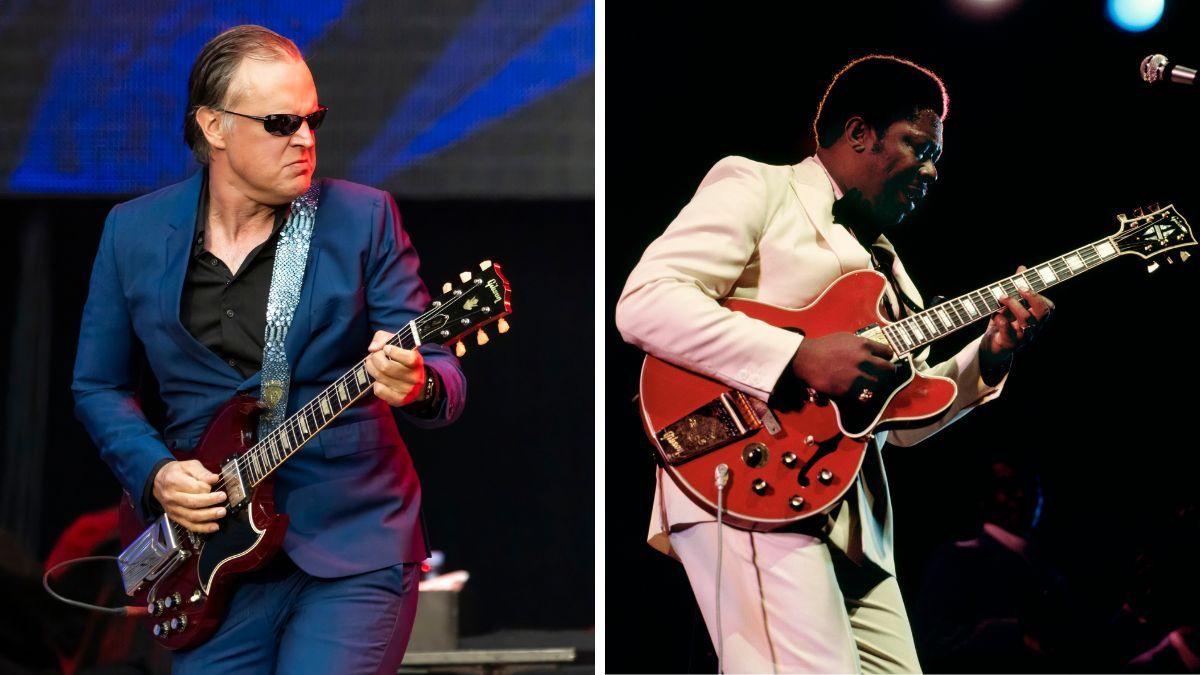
{"left": 919, "top": 159, "right": 938, "bottom": 183}
{"left": 292, "top": 122, "right": 315, "bottom": 147}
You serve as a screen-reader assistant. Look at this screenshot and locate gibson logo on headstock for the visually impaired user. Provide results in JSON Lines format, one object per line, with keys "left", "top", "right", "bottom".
{"left": 486, "top": 279, "right": 502, "bottom": 303}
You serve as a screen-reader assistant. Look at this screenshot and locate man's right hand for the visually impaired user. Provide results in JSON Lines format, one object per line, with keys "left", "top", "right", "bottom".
{"left": 152, "top": 460, "right": 227, "bottom": 533}
{"left": 790, "top": 332, "right": 896, "bottom": 398}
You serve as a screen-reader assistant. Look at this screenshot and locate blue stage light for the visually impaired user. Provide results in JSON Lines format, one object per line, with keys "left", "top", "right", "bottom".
{"left": 1107, "top": 0, "right": 1165, "bottom": 32}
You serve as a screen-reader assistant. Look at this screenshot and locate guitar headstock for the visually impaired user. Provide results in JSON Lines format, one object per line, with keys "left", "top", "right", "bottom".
{"left": 1113, "top": 204, "right": 1195, "bottom": 270}
{"left": 417, "top": 260, "right": 512, "bottom": 355}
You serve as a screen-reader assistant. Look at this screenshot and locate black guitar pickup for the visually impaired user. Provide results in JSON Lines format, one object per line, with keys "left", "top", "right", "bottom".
{"left": 655, "top": 390, "right": 764, "bottom": 465}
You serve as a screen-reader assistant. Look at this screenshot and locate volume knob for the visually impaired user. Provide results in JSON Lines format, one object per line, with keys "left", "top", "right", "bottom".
{"left": 148, "top": 600, "right": 164, "bottom": 616}
{"left": 163, "top": 592, "right": 182, "bottom": 609}
{"left": 170, "top": 615, "right": 188, "bottom": 632}
{"left": 742, "top": 442, "right": 768, "bottom": 468}
{"left": 818, "top": 468, "right": 834, "bottom": 485}
{"left": 751, "top": 478, "right": 769, "bottom": 495}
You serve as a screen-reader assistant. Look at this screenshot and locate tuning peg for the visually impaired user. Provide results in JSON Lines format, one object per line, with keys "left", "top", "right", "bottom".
{"left": 1147, "top": 261, "right": 1161, "bottom": 274}
{"left": 479, "top": 260, "right": 492, "bottom": 271}
{"left": 442, "top": 282, "right": 452, "bottom": 293}
{"left": 497, "top": 318, "right": 510, "bottom": 334}
{"left": 1133, "top": 207, "right": 1145, "bottom": 217}
{"left": 1182, "top": 251, "right": 1192, "bottom": 262}
{"left": 459, "top": 271, "right": 471, "bottom": 283}
{"left": 1149, "top": 203, "right": 1161, "bottom": 212}
{"left": 476, "top": 329, "right": 489, "bottom": 346}
{"left": 455, "top": 341, "right": 466, "bottom": 357}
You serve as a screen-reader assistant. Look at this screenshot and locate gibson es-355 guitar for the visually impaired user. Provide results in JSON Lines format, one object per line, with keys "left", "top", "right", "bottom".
{"left": 116, "top": 261, "right": 511, "bottom": 650}
{"left": 640, "top": 205, "right": 1193, "bottom": 530}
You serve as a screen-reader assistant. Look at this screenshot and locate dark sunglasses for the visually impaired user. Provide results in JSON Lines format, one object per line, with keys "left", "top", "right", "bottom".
{"left": 217, "top": 106, "right": 328, "bottom": 136}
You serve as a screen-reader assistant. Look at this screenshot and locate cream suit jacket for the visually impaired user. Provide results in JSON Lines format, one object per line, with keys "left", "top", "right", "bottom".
{"left": 615, "top": 155, "right": 1005, "bottom": 576}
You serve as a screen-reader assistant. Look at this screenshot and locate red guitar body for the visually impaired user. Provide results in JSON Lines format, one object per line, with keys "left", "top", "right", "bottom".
{"left": 639, "top": 269, "right": 958, "bottom": 530}
{"left": 117, "top": 396, "right": 288, "bottom": 651}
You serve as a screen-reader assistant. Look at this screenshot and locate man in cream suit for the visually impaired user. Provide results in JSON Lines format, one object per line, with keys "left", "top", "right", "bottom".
{"left": 615, "top": 56, "right": 1053, "bottom": 672}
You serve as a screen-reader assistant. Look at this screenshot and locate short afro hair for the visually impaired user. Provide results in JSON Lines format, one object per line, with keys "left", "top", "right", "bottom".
{"left": 813, "top": 55, "right": 949, "bottom": 149}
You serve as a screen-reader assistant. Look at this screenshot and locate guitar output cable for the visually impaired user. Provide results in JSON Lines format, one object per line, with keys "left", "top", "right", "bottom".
{"left": 714, "top": 463, "right": 730, "bottom": 674}
{"left": 42, "top": 555, "right": 148, "bottom": 616}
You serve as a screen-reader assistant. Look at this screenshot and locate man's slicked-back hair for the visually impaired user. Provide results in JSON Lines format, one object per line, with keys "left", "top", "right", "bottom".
{"left": 183, "top": 25, "right": 303, "bottom": 164}
{"left": 813, "top": 55, "right": 949, "bottom": 149}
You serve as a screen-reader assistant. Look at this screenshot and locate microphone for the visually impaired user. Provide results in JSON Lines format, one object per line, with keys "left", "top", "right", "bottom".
{"left": 1142, "top": 54, "right": 1197, "bottom": 86}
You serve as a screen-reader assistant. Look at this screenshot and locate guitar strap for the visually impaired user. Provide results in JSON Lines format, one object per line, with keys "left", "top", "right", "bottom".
{"left": 867, "top": 243, "right": 924, "bottom": 320}
{"left": 258, "top": 182, "right": 321, "bottom": 436}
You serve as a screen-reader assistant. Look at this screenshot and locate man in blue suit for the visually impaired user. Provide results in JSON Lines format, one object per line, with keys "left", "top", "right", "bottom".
{"left": 71, "top": 25, "right": 465, "bottom": 673}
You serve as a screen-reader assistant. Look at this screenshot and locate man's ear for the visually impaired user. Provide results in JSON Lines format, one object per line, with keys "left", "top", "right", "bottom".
{"left": 843, "top": 116, "right": 872, "bottom": 153}
{"left": 196, "top": 107, "right": 227, "bottom": 154}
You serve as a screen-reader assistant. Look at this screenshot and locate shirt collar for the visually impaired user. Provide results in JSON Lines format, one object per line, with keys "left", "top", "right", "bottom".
{"left": 193, "top": 169, "right": 289, "bottom": 255}
{"left": 811, "top": 153, "right": 845, "bottom": 200}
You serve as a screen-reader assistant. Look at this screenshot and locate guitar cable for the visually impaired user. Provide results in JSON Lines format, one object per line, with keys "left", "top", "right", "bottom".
{"left": 42, "top": 555, "right": 148, "bottom": 616}
{"left": 714, "top": 463, "right": 730, "bottom": 674}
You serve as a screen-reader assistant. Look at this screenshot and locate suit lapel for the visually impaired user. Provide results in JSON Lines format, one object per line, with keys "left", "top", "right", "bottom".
{"left": 788, "top": 158, "right": 872, "bottom": 274}
{"left": 159, "top": 171, "right": 233, "bottom": 380}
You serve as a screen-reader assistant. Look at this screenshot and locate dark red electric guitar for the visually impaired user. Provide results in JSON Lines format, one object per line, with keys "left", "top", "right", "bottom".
{"left": 115, "top": 261, "right": 511, "bottom": 650}
{"left": 640, "top": 205, "right": 1193, "bottom": 530}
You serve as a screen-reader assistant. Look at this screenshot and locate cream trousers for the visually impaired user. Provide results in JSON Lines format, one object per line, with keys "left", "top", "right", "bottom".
{"left": 670, "top": 523, "right": 922, "bottom": 674}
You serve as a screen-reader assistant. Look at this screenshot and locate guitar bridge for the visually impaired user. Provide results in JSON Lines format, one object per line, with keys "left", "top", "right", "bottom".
{"left": 655, "top": 390, "right": 763, "bottom": 464}
{"left": 117, "top": 515, "right": 183, "bottom": 595}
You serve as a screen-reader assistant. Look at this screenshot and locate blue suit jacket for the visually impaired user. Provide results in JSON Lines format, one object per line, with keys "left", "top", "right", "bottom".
{"left": 72, "top": 171, "right": 466, "bottom": 577}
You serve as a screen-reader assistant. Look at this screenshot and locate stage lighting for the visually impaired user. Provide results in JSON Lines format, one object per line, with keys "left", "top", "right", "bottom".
{"left": 948, "top": 0, "right": 1021, "bottom": 21}
{"left": 1108, "top": 0, "right": 1164, "bottom": 32}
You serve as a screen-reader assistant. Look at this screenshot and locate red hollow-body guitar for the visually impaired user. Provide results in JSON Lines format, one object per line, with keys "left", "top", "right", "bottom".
{"left": 639, "top": 205, "right": 1193, "bottom": 530}
{"left": 115, "top": 261, "right": 511, "bottom": 650}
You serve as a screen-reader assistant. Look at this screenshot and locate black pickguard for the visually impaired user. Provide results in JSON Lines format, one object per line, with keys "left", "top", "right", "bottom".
{"left": 835, "top": 358, "right": 915, "bottom": 436}
{"left": 195, "top": 506, "right": 261, "bottom": 589}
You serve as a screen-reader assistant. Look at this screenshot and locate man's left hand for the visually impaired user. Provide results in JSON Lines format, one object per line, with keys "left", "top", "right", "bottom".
{"left": 980, "top": 265, "right": 1055, "bottom": 372}
{"left": 365, "top": 330, "right": 426, "bottom": 407}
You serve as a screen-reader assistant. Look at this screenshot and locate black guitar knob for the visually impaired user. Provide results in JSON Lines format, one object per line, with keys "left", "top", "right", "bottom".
{"left": 782, "top": 452, "right": 797, "bottom": 469}
{"left": 148, "top": 600, "right": 164, "bottom": 616}
{"left": 163, "top": 592, "right": 181, "bottom": 609}
{"left": 751, "top": 478, "right": 769, "bottom": 495}
{"left": 170, "top": 615, "right": 188, "bottom": 632}
{"left": 789, "top": 496, "right": 805, "bottom": 511}
{"left": 742, "top": 442, "right": 768, "bottom": 468}
{"left": 154, "top": 621, "right": 170, "bottom": 637}
{"left": 818, "top": 468, "right": 834, "bottom": 485}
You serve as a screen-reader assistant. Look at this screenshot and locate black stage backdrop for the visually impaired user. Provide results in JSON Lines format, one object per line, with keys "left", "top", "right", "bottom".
{"left": 1, "top": 195, "right": 594, "bottom": 635}
{"left": 605, "top": 2, "right": 1200, "bottom": 672}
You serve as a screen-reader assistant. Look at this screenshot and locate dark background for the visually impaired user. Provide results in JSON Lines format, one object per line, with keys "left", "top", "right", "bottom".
{"left": 605, "top": 2, "right": 1200, "bottom": 672}
{"left": 0, "top": 2, "right": 595, "bottom": 669}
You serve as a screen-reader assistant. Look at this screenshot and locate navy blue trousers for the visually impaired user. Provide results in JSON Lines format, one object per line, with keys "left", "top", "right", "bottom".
{"left": 173, "top": 554, "right": 420, "bottom": 674}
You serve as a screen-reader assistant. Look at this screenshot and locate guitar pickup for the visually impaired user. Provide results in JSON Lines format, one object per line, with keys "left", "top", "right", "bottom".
{"left": 655, "top": 390, "right": 763, "bottom": 465}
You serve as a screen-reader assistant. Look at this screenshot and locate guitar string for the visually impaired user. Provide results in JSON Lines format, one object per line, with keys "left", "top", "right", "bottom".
{"left": 882, "top": 237, "right": 1134, "bottom": 354}
{"left": 205, "top": 283, "right": 496, "bottom": 500}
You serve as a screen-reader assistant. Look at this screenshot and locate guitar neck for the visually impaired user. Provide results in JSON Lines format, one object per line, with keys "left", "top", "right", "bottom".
{"left": 242, "top": 328, "right": 418, "bottom": 488}
{"left": 884, "top": 236, "right": 1121, "bottom": 355}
